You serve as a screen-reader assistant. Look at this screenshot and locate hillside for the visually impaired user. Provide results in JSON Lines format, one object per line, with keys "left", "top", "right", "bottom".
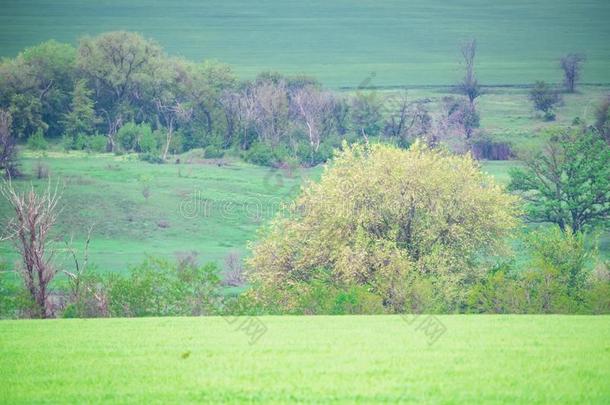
{"left": 1, "top": 0, "right": 609, "bottom": 87}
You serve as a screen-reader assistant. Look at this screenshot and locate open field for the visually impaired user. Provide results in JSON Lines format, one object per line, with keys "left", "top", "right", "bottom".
{"left": 1, "top": 315, "right": 609, "bottom": 403}
{"left": 1, "top": 0, "right": 609, "bottom": 87}
{"left": 0, "top": 152, "right": 315, "bottom": 273}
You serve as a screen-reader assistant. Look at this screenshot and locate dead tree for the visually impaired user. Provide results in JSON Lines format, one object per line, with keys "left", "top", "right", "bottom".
{"left": 560, "top": 53, "right": 586, "bottom": 93}
{"left": 383, "top": 92, "right": 432, "bottom": 144}
{"left": 459, "top": 39, "right": 480, "bottom": 104}
{"left": 291, "top": 85, "right": 334, "bottom": 161}
{"left": 0, "top": 179, "right": 62, "bottom": 318}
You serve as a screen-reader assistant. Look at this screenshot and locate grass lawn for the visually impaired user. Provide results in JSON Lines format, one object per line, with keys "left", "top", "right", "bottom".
{"left": 1, "top": 0, "right": 609, "bottom": 87}
{"left": 0, "top": 315, "right": 609, "bottom": 403}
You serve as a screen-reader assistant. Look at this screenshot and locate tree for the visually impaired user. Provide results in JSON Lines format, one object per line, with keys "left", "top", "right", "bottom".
{"left": 560, "top": 53, "right": 585, "bottom": 93}
{"left": 0, "top": 110, "right": 18, "bottom": 178}
{"left": 443, "top": 96, "right": 480, "bottom": 141}
{"left": 0, "top": 40, "right": 76, "bottom": 138}
{"left": 291, "top": 85, "right": 334, "bottom": 161}
{"left": 62, "top": 79, "right": 99, "bottom": 143}
{"left": 77, "top": 32, "right": 164, "bottom": 150}
{"left": 509, "top": 129, "right": 610, "bottom": 233}
{"left": 248, "top": 142, "right": 521, "bottom": 312}
{"left": 350, "top": 91, "right": 382, "bottom": 142}
{"left": 458, "top": 39, "right": 481, "bottom": 104}
{"left": 383, "top": 92, "right": 431, "bottom": 147}
{"left": 241, "top": 78, "right": 290, "bottom": 147}
{"left": 529, "top": 81, "right": 561, "bottom": 121}
{"left": 0, "top": 180, "right": 62, "bottom": 318}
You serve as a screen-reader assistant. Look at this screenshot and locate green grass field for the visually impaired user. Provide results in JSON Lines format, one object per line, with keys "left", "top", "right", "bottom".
{"left": 1, "top": 0, "right": 609, "bottom": 87}
{"left": 1, "top": 315, "right": 609, "bottom": 403}
{"left": 0, "top": 151, "right": 317, "bottom": 273}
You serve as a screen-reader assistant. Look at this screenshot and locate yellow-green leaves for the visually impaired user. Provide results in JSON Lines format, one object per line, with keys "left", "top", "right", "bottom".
{"left": 248, "top": 142, "right": 521, "bottom": 311}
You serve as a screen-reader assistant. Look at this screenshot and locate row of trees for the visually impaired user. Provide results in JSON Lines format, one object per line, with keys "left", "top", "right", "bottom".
{"left": 0, "top": 32, "right": 436, "bottom": 168}
{"left": 0, "top": 128, "right": 608, "bottom": 318}
{"left": 1, "top": 32, "right": 594, "bottom": 174}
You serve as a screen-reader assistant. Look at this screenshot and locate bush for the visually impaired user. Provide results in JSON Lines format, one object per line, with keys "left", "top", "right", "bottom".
{"left": 529, "top": 81, "right": 561, "bottom": 120}
{"left": 105, "top": 257, "right": 221, "bottom": 317}
{"left": 244, "top": 142, "right": 289, "bottom": 166}
{"left": 139, "top": 129, "right": 159, "bottom": 154}
{"left": 204, "top": 146, "right": 225, "bottom": 159}
{"left": 88, "top": 134, "right": 108, "bottom": 152}
{"left": 117, "top": 122, "right": 153, "bottom": 152}
{"left": 27, "top": 129, "right": 48, "bottom": 150}
{"left": 139, "top": 152, "right": 164, "bottom": 164}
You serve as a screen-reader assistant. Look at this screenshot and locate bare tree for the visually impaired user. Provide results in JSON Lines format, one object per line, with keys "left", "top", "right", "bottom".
{"left": 443, "top": 97, "right": 480, "bottom": 140}
{"left": 155, "top": 99, "right": 192, "bottom": 160}
{"left": 383, "top": 92, "right": 432, "bottom": 145}
{"left": 249, "top": 80, "right": 290, "bottom": 146}
{"left": 0, "top": 179, "right": 62, "bottom": 318}
{"left": 458, "top": 39, "right": 481, "bottom": 104}
{"left": 63, "top": 225, "right": 108, "bottom": 317}
{"left": 291, "top": 85, "right": 334, "bottom": 161}
{"left": 560, "top": 53, "right": 586, "bottom": 93}
{"left": 0, "top": 110, "right": 18, "bottom": 178}
{"left": 222, "top": 251, "right": 245, "bottom": 287}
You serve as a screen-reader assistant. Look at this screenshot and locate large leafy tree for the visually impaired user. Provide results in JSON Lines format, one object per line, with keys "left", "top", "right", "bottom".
{"left": 77, "top": 31, "right": 164, "bottom": 150}
{"left": 509, "top": 129, "right": 610, "bottom": 233}
{"left": 248, "top": 142, "right": 521, "bottom": 312}
{"left": 0, "top": 40, "right": 76, "bottom": 138}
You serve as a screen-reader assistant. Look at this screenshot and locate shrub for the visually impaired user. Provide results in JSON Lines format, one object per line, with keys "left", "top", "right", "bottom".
{"left": 88, "top": 134, "right": 108, "bottom": 152}
{"left": 27, "top": 129, "right": 48, "bottom": 150}
{"left": 105, "top": 257, "right": 221, "bottom": 317}
{"left": 526, "top": 226, "right": 590, "bottom": 301}
{"left": 117, "top": 122, "right": 153, "bottom": 152}
{"left": 244, "top": 142, "right": 289, "bottom": 166}
{"left": 529, "top": 81, "right": 561, "bottom": 121}
{"left": 139, "top": 128, "right": 159, "bottom": 153}
{"left": 204, "top": 146, "right": 225, "bottom": 159}
{"left": 139, "top": 152, "right": 164, "bottom": 164}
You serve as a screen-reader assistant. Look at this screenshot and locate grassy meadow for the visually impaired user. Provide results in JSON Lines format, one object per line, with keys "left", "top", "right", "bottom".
{"left": 1, "top": 315, "right": 609, "bottom": 403}
{"left": 2, "top": 84, "right": 608, "bottom": 275}
{"left": 1, "top": 0, "right": 609, "bottom": 87}
{"left": 0, "top": 151, "right": 314, "bottom": 273}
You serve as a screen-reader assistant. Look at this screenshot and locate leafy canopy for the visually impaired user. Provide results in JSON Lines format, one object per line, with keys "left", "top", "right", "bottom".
{"left": 248, "top": 142, "right": 521, "bottom": 311}
{"left": 509, "top": 129, "right": 610, "bottom": 233}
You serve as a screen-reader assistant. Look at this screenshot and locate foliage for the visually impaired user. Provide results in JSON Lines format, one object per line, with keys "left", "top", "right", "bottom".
{"left": 509, "top": 129, "right": 610, "bottom": 232}
{"left": 529, "top": 81, "right": 561, "bottom": 120}
{"left": 594, "top": 95, "right": 610, "bottom": 143}
{"left": 105, "top": 257, "right": 221, "bottom": 317}
{"left": 62, "top": 79, "right": 98, "bottom": 142}
{"left": 350, "top": 92, "right": 382, "bottom": 140}
{"left": 0, "top": 40, "right": 76, "bottom": 138}
{"left": 248, "top": 142, "right": 521, "bottom": 312}
{"left": 244, "top": 141, "right": 289, "bottom": 166}
{"left": 26, "top": 129, "right": 48, "bottom": 150}
{"left": 116, "top": 122, "right": 154, "bottom": 152}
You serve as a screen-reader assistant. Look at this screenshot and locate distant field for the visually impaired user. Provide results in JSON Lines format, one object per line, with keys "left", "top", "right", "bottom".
{"left": 1, "top": 0, "right": 609, "bottom": 87}
{"left": 1, "top": 315, "right": 609, "bottom": 403}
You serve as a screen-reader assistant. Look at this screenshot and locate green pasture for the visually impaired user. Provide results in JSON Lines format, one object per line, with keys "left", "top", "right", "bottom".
{"left": 1, "top": 0, "right": 609, "bottom": 87}
{"left": 1, "top": 315, "right": 609, "bottom": 403}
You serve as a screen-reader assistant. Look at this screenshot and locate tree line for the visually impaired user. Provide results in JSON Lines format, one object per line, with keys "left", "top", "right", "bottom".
{"left": 3, "top": 32, "right": 606, "bottom": 177}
